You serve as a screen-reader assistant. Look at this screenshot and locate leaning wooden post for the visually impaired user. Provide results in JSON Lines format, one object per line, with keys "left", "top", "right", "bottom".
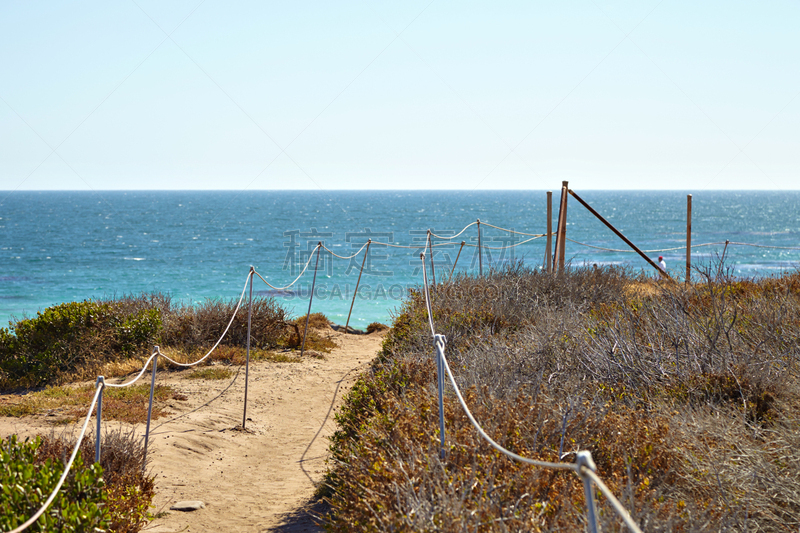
{"left": 568, "top": 189, "right": 670, "bottom": 279}
{"left": 242, "top": 267, "right": 254, "bottom": 429}
{"left": 450, "top": 241, "right": 465, "bottom": 278}
{"left": 686, "top": 194, "right": 692, "bottom": 284}
{"left": 477, "top": 219, "right": 483, "bottom": 276}
{"left": 545, "top": 191, "right": 553, "bottom": 272}
{"left": 345, "top": 240, "right": 370, "bottom": 333}
{"left": 301, "top": 244, "right": 322, "bottom": 356}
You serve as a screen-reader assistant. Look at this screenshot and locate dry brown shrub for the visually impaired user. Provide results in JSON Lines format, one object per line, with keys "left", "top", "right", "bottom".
{"left": 325, "top": 263, "right": 800, "bottom": 532}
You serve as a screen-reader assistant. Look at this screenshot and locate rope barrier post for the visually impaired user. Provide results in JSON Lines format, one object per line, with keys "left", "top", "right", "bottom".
{"left": 143, "top": 349, "right": 158, "bottom": 472}
{"left": 545, "top": 191, "right": 553, "bottom": 273}
{"left": 95, "top": 376, "right": 105, "bottom": 464}
{"left": 428, "top": 230, "right": 436, "bottom": 285}
{"left": 243, "top": 267, "right": 254, "bottom": 429}
{"left": 477, "top": 219, "right": 483, "bottom": 276}
{"left": 434, "top": 334, "right": 447, "bottom": 459}
{"left": 576, "top": 451, "right": 600, "bottom": 533}
{"left": 686, "top": 194, "right": 692, "bottom": 284}
{"left": 450, "top": 241, "right": 465, "bottom": 279}
{"left": 345, "top": 240, "right": 370, "bottom": 333}
{"left": 301, "top": 243, "right": 322, "bottom": 357}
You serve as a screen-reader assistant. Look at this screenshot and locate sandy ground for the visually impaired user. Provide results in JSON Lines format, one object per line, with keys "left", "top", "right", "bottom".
{"left": 0, "top": 328, "right": 385, "bottom": 533}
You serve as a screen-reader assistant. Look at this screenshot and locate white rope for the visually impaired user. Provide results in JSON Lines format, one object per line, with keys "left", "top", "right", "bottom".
{"left": 368, "top": 241, "right": 421, "bottom": 249}
{"left": 254, "top": 244, "right": 319, "bottom": 290}
{"left": 429, "top": 221, "right": 478, "bottom": 240}
{"left": 419, "top": 255, "right": 645, "bottom": 531}
{"left": 157, "top": 272, "right": 250, "bottom": 368}
{"left": 463, "top": 235, "right": 545, "bottom": 250}
{"left": 479, "top": 221, "right": 547, "bottom": 238}
{"left": 566, "top": 238, "right": 722, "bottom": 253}
{"left": 435, "top": 336, "right": 578, "bottom": 472}
{"left": 7, "top": 384, "right": 103, "bottom": 533}
{"left": 566, "top": 238, "right": 800, "bottom": 254}
{"left": 725, "top": 241, "right": 800, "bottom": 251}
{"left": 321, "top": 241, "right": 369, "bottom": 260}
{"left": 103, "top": 351, "right": 158, "bottom": 388}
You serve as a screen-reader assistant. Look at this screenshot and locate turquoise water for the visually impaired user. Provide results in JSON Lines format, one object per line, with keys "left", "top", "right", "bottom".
{"left": 1, "top": 190, "right": 799, "bottom": 328}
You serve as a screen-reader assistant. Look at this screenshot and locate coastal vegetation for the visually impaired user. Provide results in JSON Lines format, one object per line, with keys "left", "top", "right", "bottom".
{"left": 1, "top": 428, "right": 154, "bottom": 533}
{"left": 0, "top": 293, "right": 336, "bottom": 531}
{"left": 324, "top": 263, "right": 800, "bottom": 531}
{"left": 0, "top": 294, "right": 334, "bottom": 391}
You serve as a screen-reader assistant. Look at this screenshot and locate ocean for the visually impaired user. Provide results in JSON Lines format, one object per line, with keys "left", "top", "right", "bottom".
{"left": 1, "top": 190, "right": 799, "bottom": 329}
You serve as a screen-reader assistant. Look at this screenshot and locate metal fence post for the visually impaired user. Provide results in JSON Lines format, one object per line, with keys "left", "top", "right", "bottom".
{"left": 143, "top": 350, "right": 158, "bottom": 472}
{"left": 577, "top": 451, "right": 599, "bottom": 533}
{"left": 95, "top": 376, "right": 105, "bottom": 464}
{"left": 243, "top": 267, "right": 254, "bottom": 429}
{"left": 346, "top": 240, "right": 370, "bottom": 333}
{"left": 434, "top": 334, "right": 447, "bottom": 459}
{"left": 477, "top": 219, "right": 483, "bottom": 276}
{"left": 301, "top": 244, "right": 322, "bottom": 357}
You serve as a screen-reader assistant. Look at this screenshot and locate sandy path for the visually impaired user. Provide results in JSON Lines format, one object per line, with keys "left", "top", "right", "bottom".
{"left": 0, "top": 329, "right": 384, "bottom": 533}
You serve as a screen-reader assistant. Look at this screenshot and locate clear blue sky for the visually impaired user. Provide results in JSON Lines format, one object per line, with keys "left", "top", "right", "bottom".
{"left": 2, "top": 1, "right": 798, "bottom": 191}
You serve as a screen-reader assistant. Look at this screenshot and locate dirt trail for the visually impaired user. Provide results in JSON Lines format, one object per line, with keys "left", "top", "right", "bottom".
{"left": 0, "top": 329, "right": 385, "bottom": 533}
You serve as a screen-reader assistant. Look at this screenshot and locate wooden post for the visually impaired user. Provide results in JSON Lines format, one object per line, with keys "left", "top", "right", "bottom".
{"left": 553, "top": 182, "right": 569, "bottom": 273}
{"left": 545, "top": 191, "right": 553, "bottom": 272}
{"left": 568, "top": 189, "right": 670, "bottom": 279}
{"left": 450, "top": 241, "right": 465, "bottom": 278}
{"left": 686, "top": 194, "right": 692, "bottom": 284}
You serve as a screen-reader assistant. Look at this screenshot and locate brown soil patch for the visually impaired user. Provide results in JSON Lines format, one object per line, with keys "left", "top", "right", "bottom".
{"left": 0, "top": 328, "right": 386, "bottom": 532}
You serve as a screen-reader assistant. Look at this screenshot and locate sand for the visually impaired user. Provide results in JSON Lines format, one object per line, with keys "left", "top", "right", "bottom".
{"left": 0, "top": 328, "right": 385, "bottom": 532}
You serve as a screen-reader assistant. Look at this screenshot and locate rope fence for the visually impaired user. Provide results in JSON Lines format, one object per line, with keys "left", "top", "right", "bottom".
{"left": 567, "top": 238, "right": 800, "bottom": 254}
{"left": 420, "top": 252, "right": 643, "bottom": 533}
{"left": 5, "top": 208, "right": 799, "bottom": 531}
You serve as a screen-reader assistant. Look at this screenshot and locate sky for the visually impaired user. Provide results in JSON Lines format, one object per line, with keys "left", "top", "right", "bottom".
{"left": 1, "top": 0, "right": 799, "bottom": 191}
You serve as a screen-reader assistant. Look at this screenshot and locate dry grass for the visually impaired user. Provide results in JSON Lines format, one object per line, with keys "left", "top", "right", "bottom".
{"left": 324, "top": 263, "right": 800, "bottom": 532}
{"left": 0, "top": 383, "right": 185, "bottom": 424}
{"left": 185, "top": 367, "right": 234, "bottom": 380}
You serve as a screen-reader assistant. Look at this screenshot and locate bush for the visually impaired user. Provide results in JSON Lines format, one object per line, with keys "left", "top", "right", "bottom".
{"left": 0, "top": 300, "right": 161, "bottom": 389}
{"left": 33, "top": 427, "right": 155, "bottom": 533}
{"left": 0, "top": 292, "right": 299, "bottom": 390}
{"left": 0, "top": 435, "right": 108, "bottom": 532}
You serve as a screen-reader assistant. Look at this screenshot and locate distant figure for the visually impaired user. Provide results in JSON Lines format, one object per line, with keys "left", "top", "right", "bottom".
{"left": 658, "top": 256, "right": 667, "bottom": 279}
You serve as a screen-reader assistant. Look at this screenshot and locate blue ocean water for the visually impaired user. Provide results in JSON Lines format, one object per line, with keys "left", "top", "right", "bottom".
{"left": 1, "top": 190, "right": 799, "bottom": 329}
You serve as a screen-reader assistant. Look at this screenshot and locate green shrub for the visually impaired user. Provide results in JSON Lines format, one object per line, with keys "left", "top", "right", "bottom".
{"left": 0, "top": 435, "right": 108, "bottom": 532}
{"left": 0, "top": 301, "right": 161, "bottom": 389}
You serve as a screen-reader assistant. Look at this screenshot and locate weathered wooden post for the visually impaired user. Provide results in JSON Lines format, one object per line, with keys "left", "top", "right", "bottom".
{"left": 545, "top": 191, "right": 553, "bottom": 272}
{"left": 686, "top": 194, "right": 692, "bottom": 284}
{"left": 553, "top": 182, "right": 569, "bottom": 273}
